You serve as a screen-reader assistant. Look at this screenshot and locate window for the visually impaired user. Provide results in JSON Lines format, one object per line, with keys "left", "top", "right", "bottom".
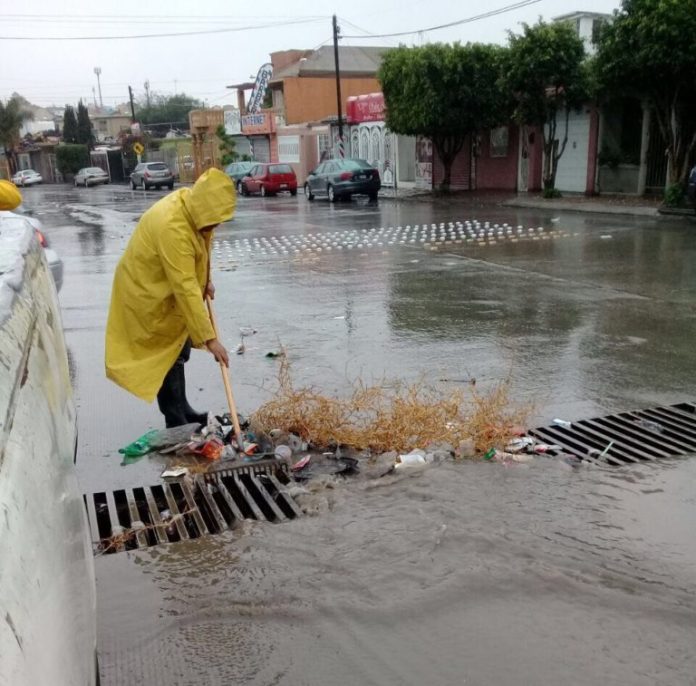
{"left": 490, "top": 126, "right": 509, "bottom": 157}
{"left": 269, "top": 164, "right": 293, "bottom": 174}
{"left": 147, "top": 163, "right": 168, "bottom": 171}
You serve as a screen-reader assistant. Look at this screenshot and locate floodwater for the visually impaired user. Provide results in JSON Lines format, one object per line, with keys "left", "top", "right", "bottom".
{"left": 22, "top": 184, "right": 696, "bottom": 684}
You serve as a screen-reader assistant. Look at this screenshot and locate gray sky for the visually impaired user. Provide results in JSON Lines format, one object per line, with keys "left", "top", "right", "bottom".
{"left": 2, "top": 0, "right": 620, "bottom": 109}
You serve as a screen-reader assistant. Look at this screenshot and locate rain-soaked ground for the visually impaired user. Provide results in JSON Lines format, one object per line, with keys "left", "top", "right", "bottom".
{"left": 21, "top": 183, "right": 696, "bottom": 685}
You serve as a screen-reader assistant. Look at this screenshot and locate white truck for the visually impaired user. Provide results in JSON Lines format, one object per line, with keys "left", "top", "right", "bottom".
{"left": 0, "top": 213, "right": 97, "bottom": 685}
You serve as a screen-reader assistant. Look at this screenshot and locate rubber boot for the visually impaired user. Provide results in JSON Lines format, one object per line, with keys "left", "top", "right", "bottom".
{"left": 156, "top": 361, "right": 189, "bottom": 428}
{"left": 181, "top": 368, "right": 208, "bottom": 427}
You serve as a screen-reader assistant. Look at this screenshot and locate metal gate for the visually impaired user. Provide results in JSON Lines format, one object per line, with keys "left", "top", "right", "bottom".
{"left": 645, "top": 115, "right": 668, "bottom": 193}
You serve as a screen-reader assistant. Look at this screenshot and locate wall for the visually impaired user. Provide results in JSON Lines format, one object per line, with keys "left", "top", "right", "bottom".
{"left": 0, "top": 218, "right": 96, "bottom": 686}
{"left": 276, "top": 125, "right": 321, "bottom": 184}
{"left": 282, "top": 76, "right": 382, "bottom": 125}
{"left": 476, "top": 125, "right": 519, "bottom": 190}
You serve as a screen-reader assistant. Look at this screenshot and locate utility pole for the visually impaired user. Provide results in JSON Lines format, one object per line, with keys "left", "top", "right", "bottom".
{"left": 92, "top": 87, "right": 98, "bottom": 110}
{"left": 144, "top": 79, "right": 151, "bottom": 108}
{"left": 93, "top": 67, "right": 103, "bottom": 110}
{"left": 332, "top": 14, "right": 344, "bottom": 158}
{"left": 128, "top": 85, "right": 136, "bottom": 122}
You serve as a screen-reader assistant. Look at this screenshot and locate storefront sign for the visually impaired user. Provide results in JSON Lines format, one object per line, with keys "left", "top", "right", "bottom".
{"left": 224, "top": 108, "right": 241, "bottom": 136}
{"left": 346, "top": 92, "right": 385, "bottom": 124}
{"left": 247, "top": 63, "right": 273, "bottom": 114}
{"left": 241, "top": 112, "right": 274, "bottom": 135}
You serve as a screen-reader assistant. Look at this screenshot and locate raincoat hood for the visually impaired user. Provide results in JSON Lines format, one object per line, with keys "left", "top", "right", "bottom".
{"left": 183, "top": 168, "right": 235, "bottom": 230}
{"left": 0, "top": 180, "right": 22, "bottom": 211}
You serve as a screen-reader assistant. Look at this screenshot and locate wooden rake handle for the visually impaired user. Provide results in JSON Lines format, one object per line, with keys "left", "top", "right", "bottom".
{"left": 206, "top": 296, "right": 244, "bottom": 448}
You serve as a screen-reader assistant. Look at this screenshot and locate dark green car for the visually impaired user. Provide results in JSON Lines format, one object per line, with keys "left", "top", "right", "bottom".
{"left": 304, "top": 158, "right": 381, "bottom": 203}
{"left": 225, "top": 162, "right": 256, "bottom": 193}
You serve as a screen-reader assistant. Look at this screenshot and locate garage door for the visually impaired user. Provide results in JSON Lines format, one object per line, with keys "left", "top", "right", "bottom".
{"left": 250, "top": 136, "right": 270, "bottom": 163}
{"left": 550, "top": 108, "right": 591, "bottom": 193}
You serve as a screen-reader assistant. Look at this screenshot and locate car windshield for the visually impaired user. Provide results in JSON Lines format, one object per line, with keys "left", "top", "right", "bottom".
{"left": 147, "top": 163, "right": 168, "bottom": 171}
{"left": 269, "top": 164, "right": 293, "bottom": 174}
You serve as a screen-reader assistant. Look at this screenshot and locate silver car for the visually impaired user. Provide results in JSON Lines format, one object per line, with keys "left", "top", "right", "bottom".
{"left": 130, "top": 162, "right": 174, "bottom": 190}
{"left": 74, "top": 166, "right": 110, "bottom": 187}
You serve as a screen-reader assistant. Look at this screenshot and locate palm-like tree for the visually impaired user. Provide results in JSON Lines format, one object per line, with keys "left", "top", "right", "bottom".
{"left": 0, "top": 96, "right": 33, "bottom": 175}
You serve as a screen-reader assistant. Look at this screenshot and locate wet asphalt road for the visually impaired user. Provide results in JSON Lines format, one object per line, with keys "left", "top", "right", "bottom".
{"left": 20, "top": 182, "right": 696, "bottom": 685}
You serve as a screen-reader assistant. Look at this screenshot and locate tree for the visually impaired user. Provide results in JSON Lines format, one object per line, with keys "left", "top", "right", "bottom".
{"left": 63, "top": 105, "right": 78, "bottom": 144}
{"left": 379, "top": 43, "right": 510, "bottom": 191}
{"left": 0, "top": 96, "right": 33, "bottom": 174}
{"left": 137, "top": 92, "right": 204, "bottom": 137}
{"left": 56, "top": 144, "right": 89, "bottom": 176}
{"left": 215, "top": 124, "right": 238, "bottom": 166}
{"left": 76, "top": 100, "right": 93, "bottom": 147}
{"left": 504, "top": 20, "right": 587, "bottom": 193}
{"left": 595, "top": 0, "right": 696, "bottom": 195}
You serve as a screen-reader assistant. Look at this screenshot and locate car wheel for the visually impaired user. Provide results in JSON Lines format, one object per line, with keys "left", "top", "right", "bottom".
{"left": 167, "top": 183, "right": 174, "bottom": 190}
{"left": 290, "top": 188, "right": 297, "bottom": 197}
{"left": 327, "top": 184, "right": 337, "bottom": 203}
{"left": 74, "top": 179, "right": 78, "bottom": 187}
{"left": 260, "top": 185, "right": 267, "bottom": 197}
{"left": 305, "top": 184, "right": 314, "bottom": 201}
{"left": 143, "top": 180, "right": 149, "bottom": 190}
{"left": 368, "top": 192, "right": 378, "bottom": 202}
{"left": 236, "top": 181, "right": 243, "bottom": 194}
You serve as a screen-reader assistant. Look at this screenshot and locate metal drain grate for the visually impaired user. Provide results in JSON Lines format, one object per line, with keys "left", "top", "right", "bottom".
{"left": 530, "top": 402, "right": 696, "bottom": 465}
{"left": 84, "top": 461, "right": 301, "bottom": 554}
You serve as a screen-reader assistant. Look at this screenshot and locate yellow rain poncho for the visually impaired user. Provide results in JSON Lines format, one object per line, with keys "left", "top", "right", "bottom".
{"left": 0, "top": 180, "right": 22, "bottom": 210}
{"left": 106, "top": 168, "right": 235, "bottom": 402}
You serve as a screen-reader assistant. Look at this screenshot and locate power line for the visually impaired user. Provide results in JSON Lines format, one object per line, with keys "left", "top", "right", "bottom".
{"left": 340, "top": 0, "right": 543, "bottom": 39}
{"left": 0, "top": 17, "right": 324, "bottom": 41}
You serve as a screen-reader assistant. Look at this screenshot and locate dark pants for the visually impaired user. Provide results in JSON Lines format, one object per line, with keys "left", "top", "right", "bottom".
{"left": 156, "top": 339, "right": 205, "bottom": 428}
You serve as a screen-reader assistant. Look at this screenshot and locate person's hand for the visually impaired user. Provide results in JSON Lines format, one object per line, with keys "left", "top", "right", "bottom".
{"left": 206, "top": 338, "right": 229, "bottom": 367}
{"left": 205, "top": 282, "right": 215, "bottom": 300}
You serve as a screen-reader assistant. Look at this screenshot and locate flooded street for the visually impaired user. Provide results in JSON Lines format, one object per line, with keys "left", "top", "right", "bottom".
{"left": 22, "top": 184, "right": 696, "bottom": 684}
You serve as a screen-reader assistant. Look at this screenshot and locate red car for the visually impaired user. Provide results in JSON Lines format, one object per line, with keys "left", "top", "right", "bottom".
{"left": 241, "top": 163, "right": 298, "bottom": 197}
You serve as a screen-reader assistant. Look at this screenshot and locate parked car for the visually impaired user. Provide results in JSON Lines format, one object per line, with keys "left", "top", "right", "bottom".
{"left": 11, "top": 169, "right": 43, "bottom": 186}
{"left": 74, "top": 166, "right": 110, "bottom": 187}
{"left": 0, "top": 211, "right": 97, "bottom": 685}
{"left": 305, "top": 158, "right": 380, "bottom": 202}
{"left": 687, "top": 164, "right": 696, "bottom": 212}
{"left": 130, "top": 162, "right": 174, "bottom": 190}
{"left": 225, "top": 161, "right": 256, "bottom": 192}
{"left": 0, "top": 207, "right": 63, "bottom": 291}
{"left": 241, "top": 163, "right": 297, "bottom": 197}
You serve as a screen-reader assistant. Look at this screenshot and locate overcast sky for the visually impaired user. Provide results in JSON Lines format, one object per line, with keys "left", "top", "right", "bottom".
{"left": 2, "top": 0, "right": 620, "bottom": 109}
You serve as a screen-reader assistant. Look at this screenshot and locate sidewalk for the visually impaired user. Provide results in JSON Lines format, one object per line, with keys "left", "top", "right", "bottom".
{"left": 503, "top": 193, "right": 662, "bottom": 217}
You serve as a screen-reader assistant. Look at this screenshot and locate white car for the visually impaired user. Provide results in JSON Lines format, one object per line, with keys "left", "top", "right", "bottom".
{"left": 11, "top": 169, "right": 43, "bottom": 186}
{"left": 0, "top": 207, "right": 63, "bottom": 291}
{"left": 74, "top": 166, "right": 110, "bottom": 187}
{"left": 0, "top": 213, "right": 97, "bottom": 685}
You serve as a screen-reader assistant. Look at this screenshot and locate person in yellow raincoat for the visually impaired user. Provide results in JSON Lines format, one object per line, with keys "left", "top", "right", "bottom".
{"left": 106, "top": 168, "right": 234, "bottom": 427}
{"left": 0, "top": 179, "right": 22, "bottom": 210}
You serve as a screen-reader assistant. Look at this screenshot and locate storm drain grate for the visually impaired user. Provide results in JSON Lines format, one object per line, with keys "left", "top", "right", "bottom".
{"left": 529, "top": 401, "right": 696, "bottom": 466}
{"left": 84, "top": 461, "right": 301, "bottom": 554}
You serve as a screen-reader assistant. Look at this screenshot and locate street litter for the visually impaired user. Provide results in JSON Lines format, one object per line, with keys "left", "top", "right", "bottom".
{"left": 394, "top": 450, "right": 433, "bottom": 470}
{"left": 633, "top": 418, "right": 664, "bottom": 433}
{"left": 600, "top": 234, "right": 613, "bottom": 239}
{"left": 266, "top": 350, "right": 284, "bottom": 358}
{"left": 119, "top": 422, "right": 203, "bottom": 462}
{"left": 188, "top": 436, "right": 224, "bottom": 460}
{"left": 161, "top": 466, "right": 189, "bottom": 478}
{"left": 291, "top": 455, "right": 311, "bottom": 471}
{"left": 552, "top": 418, "right": 572, "bottom": 429}
{"left": 505, "top": 436, "right": 534, "bottom": 452}
{"left": 236, "top": 342, "right": 245, "bottom": 355}
{"left": 274, "top": 444, "right": 292, "bottom": 460}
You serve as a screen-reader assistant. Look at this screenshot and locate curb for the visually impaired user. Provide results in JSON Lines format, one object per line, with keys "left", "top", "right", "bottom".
{"left": 502, "top": 198, "right": 659, "bottom": 217}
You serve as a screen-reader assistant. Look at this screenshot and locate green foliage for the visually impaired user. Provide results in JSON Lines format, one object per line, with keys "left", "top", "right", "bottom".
{"left": 595, "top": 0, "right": 696, "bottom": 187}
{"left": 62, "top": 105, "right": 78, "bottom": 143}
{"left": 379, "top": 42, "right": 510, "bottom": 191}
{"left": 137, "top": 93, "right": 204, "bottom": 136}
{"left": 56, "top": 144, "right": 89, "bottom": 176}
{"left": 0, "top": 96, "right": 32, "bottom": 152}
{"left": 504, "top": 20, "right": 587, "bottom": 191}
{"left": 76, "top": 100, "right": 93, "bottom": 146}
{"left": 215, "top": 124, "right": 238, "bottom": 166}
{"left": 664, "top": 183, "right": 685, "bottom": 207}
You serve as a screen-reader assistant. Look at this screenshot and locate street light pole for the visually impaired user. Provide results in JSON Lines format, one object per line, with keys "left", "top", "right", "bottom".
{"left": 93, "top": 67, "right": 103, "bottom": 110}
{"left": 332, "top": 14, "right": 345, "bottom": 158}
